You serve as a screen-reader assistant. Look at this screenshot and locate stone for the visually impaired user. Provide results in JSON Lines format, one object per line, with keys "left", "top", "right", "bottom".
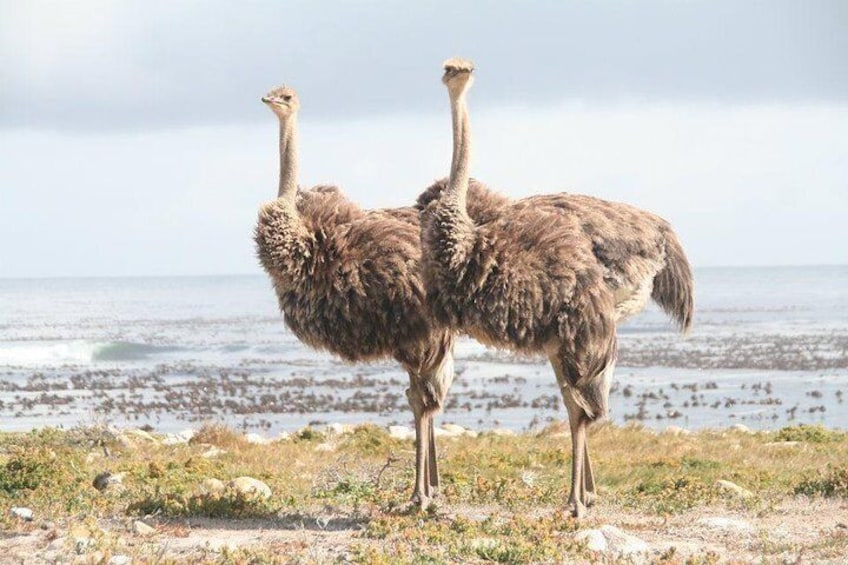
{"left": 716, "top": 479, "right": 753, "bottom": 498}
{"left": 244, "top": 433, "right": 270, "bottom": 445}
{"left": 489, "top": 428, "right": 516, "bottom": 437}
{"left": 326, "top": 423, "right": 355, "bottom": 435}
{"left": 275, "top": 431, "right": 292, "bottom": 442}
{"left": 125, "top": 429, "right": 157, "bottom": 442}
{"left": 697, "top": 517, "right": 753, "bottom": 532}
{"left": 109, "top": 556, "right": 132, "bottom": 565}
{"left": 201, "top": 446, "right": 227, "bottom": 458}
{"left": 441, "top": 423, "right": 467, "bottom": 436}
{"left": 132, "top": 520, "right": 156, "bottom": 536}
{"left": 434, "top": 426, "right": 462, "bottom": 438}
{"left": 730, "top": 424, "right": 753, "bottom": 433}
{"left": 574, "top": 529, "right": 607, "bottom": 552}
{"left": 228, "top": 476, "right": 272, "bottom": 499}
{"left": 10, "top": 506, "right": 33, "bottom": 521}
{"left": 199, "top": 478, "right": 226, "bottom": 496}
{"left": 92, "top": 471, "right": 125, "bottom": 492}
{"left": 162, "top": 429, "right": 195, "bottom": 445}
{"left": 664, "top": 425, "right": 692, "bottom": 436}
{"left": 314, "top": 442, "right": 336, "bottom": 452}
{"left": 600, "top": 525, "right": 649, "bottom": 555}
{"left": 388, "top": 425, "right": 414, "bottom": 441}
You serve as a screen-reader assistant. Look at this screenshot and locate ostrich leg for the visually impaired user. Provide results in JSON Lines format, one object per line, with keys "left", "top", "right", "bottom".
{"left": 584, "top": 443, "right": 596, "bottom": 506}
{"left": 565, "top": 400, "right": 588, "bottom": 519}
{"left": 428, "top": 413, "right": 440, "bottom": 496}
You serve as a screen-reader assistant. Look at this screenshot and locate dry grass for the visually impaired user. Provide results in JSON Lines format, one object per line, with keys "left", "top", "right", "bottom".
{"left": 0, "top": 423, "right": 845, "bottom": 563}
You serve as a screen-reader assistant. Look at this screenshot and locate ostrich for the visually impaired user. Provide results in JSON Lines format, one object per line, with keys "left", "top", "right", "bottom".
{"left": 419, "top": 59, "right": 694, "bottom": 518}
{"left": 253, "top": 85, "right": 455, "bottom": 505}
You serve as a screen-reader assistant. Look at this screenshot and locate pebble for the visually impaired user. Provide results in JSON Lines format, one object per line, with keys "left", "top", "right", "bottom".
{"left": 314, "top": 442, "right": 336, "bottom": 452}
{"left": 574, "top": 525, "right": 648, "bottom": 556}
{"left": 697, "top": 516, "right": 753, "bottom": 532}
{"left": 600, "top": 525, "right": 649, "bottom": 555}
{"left": 244, "top": 433, "right": 270, "bottom": 445}
{"left": 162, "top": 429, "right": 195, "bottom": 445}
{"left": 716, "top": 479, "right": 753, "bottom": 498}
{"left": 201, "top": 446, "right": 227, "bottom": 458}
{"left": 92, "top": 471, "right": 125, "bottom": 492}
{"left": 228, "top": 476, "right": 272, "bottom": 499}
{"left": 663, "top": 425, "right": 692, "bottom": 436}
{"left": 132, "top": 520, "right": 156, "bottom": 536}
{"left": 574, "top": 529, "right": 607, "bottom": 551}
{"left": 434, "top": 426, "right": 462, "bottom": 438}
{"left": 325, "top": 423, "right": 355, "bottom": 435}
{"left": 10, "top": 506, "right": 33, "bottom": 521}
{"left": 199, "top": 478, "right": 226, "bottom": 496}
{"left": 388, "top": 425, "right": 415, "bottom": 441}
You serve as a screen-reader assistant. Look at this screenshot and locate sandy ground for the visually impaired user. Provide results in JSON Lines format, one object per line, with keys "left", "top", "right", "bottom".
{"left": 2, "top": 497, "right": 846, "bottom": 564}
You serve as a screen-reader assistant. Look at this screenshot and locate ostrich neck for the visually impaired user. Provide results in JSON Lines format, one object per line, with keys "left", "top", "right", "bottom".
{"left": 277, "top": 117, "right": 299, "bottom": 205}
{"left": 445, "top": 92, "right": 471, "bottom": 212}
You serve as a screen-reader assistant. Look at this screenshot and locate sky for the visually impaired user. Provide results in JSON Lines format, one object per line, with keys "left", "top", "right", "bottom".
{"left": 1, "top": 0, "right": 847, "bottom": 277}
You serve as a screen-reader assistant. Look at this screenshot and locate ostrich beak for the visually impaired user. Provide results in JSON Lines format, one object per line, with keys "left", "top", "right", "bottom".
{"left": 261, "top": 96, "right": 271, "bottom": 104}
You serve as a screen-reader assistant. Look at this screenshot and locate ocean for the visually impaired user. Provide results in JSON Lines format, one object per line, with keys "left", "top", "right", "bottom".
{"left": 0, "top": 266, "right": 846, "bottom": 435}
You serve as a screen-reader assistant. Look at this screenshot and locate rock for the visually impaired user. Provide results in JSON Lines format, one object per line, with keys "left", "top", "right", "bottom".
{"left": 388, "top": 425, "right": 414, "bottom": 441}
{"left": 132, "top": 520, "right": 156, "bottom": 536}
{"left": 489, "top": 428, "right": 516, "bottom": 437}
{"left": 199, "top": 478, "right": 226, "bottom": 496}
{"left": 716, "top": 479, "right": 753, "bottom": 498}
{"left": 574, "top": 529, "right": 607, "bottom": 552}
{"left": 201, "top": 446, "right": 227, "bottom": 458}
{"left": 244, "top": 433, "right": 270, "bottom": 445}
{"left": 162, "top": 429, "right": 195, "bottom": 445}
{"left": 92, "top": 471, "right": 125, "bottom": 492}
{"left": 441, "top": 423, "right": 467, "bottom": 435}
{"left": 664, "top": 425, "right": 692, "bottom": 436}
{"left": 125, "top": 429, "right": 157, "bottom": 442}
{"left": 434, "top": 426, "right": 462, "bottom": 438}
{"left": 314, "top": 442, "right": 336, "bottom": 452}
{"left": 275, "top": 431, "right": 292, "bottom": 442}
{"left": 109, "top": 556, "right": 132, "bottom": 565}
{"left": 326, "top": 423, "right": 355, "bottom": 435}
{"left": 730, "top": 424, "right": 753, "bottom": 433}
{"left": 10, "top": 506, "right": 33, "bottom": 521}
{"left": 600, "top": 525, "right": 649, "bottom": 555}
{"left": 228, "top": 476, "right": 272, "bottom": 499}
{"left": 697, "top": 516, "right": 753, "bottom": 532}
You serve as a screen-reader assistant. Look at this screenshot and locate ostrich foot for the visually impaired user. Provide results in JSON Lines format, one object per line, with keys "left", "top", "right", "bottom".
{"left": 568, "top": 498, "right": 587, "bottom": 519}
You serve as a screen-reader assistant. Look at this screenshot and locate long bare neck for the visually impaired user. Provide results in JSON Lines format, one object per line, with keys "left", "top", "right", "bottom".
{"left": 277, "top": 116, "right": 299, "bottom": 205}
{"left": 445, "top": 91, "right": 471, "bottom": 211}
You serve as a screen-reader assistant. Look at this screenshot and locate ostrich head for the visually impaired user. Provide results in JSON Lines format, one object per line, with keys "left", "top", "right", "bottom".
{"left": 262, "top": 86, "right": 300, "bottom": 119}
{"left": 442, "top": 58, "right": 475, "bottom": 96}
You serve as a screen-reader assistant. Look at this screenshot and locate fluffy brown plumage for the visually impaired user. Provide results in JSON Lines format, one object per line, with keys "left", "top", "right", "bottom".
{"left": 420, "top": 58, "right": 694, "bottom": 517}
{"left": 254, "top": 86, "right": 453, "bottom": 506}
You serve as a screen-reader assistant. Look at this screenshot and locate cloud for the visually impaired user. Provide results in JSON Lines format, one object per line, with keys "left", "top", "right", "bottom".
{"left": 1, "top": 0, "right": 846, "bottom": 131}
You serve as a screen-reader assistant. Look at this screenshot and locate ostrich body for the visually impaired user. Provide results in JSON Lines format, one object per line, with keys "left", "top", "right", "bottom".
{"left": 254, "top": 86, "right": 463, "bottom": 505}
{"left": 420, "top": 60, "right": 694, "bottom": 517}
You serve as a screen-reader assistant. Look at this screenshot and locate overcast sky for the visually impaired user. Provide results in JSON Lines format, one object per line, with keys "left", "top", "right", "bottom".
{"left": 1, "top": 0, "right": 846, "bottom": 277}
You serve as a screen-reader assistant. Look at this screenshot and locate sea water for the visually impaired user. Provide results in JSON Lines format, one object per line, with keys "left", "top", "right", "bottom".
{"left": 0, "top": 266, "right": 845, "bottom": 434}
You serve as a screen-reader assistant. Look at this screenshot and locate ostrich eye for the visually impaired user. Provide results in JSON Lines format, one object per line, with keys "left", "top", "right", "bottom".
{"left": 283, "top": 95, "right": 292, "bottom": 102}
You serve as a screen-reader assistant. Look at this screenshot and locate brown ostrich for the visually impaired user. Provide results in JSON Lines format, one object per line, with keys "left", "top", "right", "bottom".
{"left": 253, "top": 86, "right": 456, "bottom": 505}
{"left": 419, "top": 59, "right": 694, "bottom": 517}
